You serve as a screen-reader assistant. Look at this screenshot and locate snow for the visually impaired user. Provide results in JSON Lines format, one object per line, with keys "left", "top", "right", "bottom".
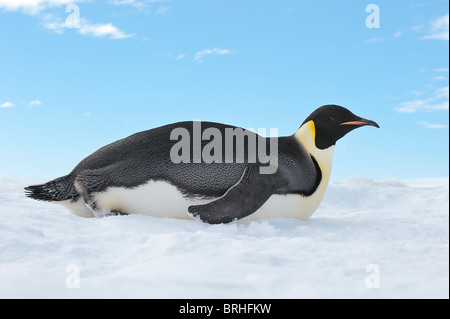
{"left": 0, "top": 177, "right": 448, "bottom": 298}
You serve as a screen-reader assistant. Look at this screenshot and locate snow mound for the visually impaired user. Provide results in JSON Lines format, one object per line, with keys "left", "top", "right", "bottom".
{"left": 0, "top": 177, "right": 448, "bottom": 298}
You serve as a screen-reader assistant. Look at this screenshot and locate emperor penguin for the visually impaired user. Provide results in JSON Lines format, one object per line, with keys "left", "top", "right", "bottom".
{"left": 25, "top": 105, "right": 379, "bottom": 224}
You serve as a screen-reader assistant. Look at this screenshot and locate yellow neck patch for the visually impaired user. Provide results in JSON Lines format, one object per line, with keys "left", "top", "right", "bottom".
{"left": 294, "top": 120, "right": 316, "bottom": 153}
{"left": 308, "top": 120, "right": 316, "bottom": 140}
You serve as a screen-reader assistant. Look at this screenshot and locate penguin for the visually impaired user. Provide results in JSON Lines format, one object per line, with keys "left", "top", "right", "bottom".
{"left": 25, "top": 105, "right": 379, "bottom": 224}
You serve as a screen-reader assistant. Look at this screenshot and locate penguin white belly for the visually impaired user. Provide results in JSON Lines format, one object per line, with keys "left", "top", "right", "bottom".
{"left": 241, "top": 194, "right": 313, "bottom": 221}
{"left": 241, "top": 176, "right": 330, "bottom": 221}
{"left": 60, "top": 198, "right": 95, "bottom": 218}
{"left": 92, "top": 180, "right": 213, "bottom": 219}
{"left": 87, "top": 177, "right": 329, "bottom": 221}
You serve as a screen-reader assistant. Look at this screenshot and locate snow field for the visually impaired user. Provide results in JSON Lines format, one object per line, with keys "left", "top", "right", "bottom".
{"left": 0, "top": 177, "right": 448, "bottom": 298}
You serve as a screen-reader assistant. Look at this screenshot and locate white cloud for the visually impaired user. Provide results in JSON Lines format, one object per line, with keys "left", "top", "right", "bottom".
{"left": 2, "top": 1, "right": 134, "bottom": 40}
{"left": 432, "top": 75, "right": 447, "bottom": 81}
{"left": 396, "top": 86, "right": 449, "bottom": 113}
{"left": 0, "top": 0, "right": 77, "bottom": 15}
{"left": 42, "top": 15, "right": 66, "bottom": 34}
{"left": 0, "top": 101, "right": 14, "bottom": 108}
{"left": 434, "top": 67, "right": 449, "bottom": 73}
{"left": 194, "top": 48, "right": 232, "bottom": 63}
{"left": 396, "top": 100, "right": 449, "bottom": 113}
{"left": 110, "top": 0, "right": 136, "bottom": 5}
{"left": 394, "top": 31, "right": 402, "bottom": 38}
{"left": 176, "top": 53, "right": 185, "bottom": 60}
{"left": 109, "top": 0, "right": 146, "bottom": 9}
{"left": 155, "top": 6, "right": 172, "bottom": 14}
{"left": 411, "top": 24, "right": 424, "bottom": 33}
{"left": 365, "top": 37, "right": 385, "bottom": 43}
{"left": 435, "top": 86, "right": 449, "bottom": 99}
{"left": 409, "top": 90, "right": 425, "bottom": 97}
{"left": 420, "top": 14, "right": 449, "bottom": 41}
{"left": 418, "top": 121, "right": 449, "bottom": 129}
{"left": 29, "top": 99, "right": 42, "bottom": 107}
{"left": 110, "top": 0, "right": 167, "bottom": 4}
{"left": 43, "top": 16, "right": 134, "bottom": 39}
{"left": 109, "top": 0, "right": 169, "bottom": 10}
{"left": 78, "top": 21, "right": 134, "bottom": 39}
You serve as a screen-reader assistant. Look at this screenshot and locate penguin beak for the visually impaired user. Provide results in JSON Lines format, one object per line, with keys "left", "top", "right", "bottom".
{"left": 340, "top": 118, "right": 380, "bottom": 128}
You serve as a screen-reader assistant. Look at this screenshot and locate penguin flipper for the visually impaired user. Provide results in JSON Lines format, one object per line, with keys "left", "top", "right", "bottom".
{"left": 188, "top": 164, "right": 286, "bottom": 224}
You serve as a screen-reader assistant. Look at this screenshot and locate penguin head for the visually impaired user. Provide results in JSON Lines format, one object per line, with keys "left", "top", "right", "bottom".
{"left": 301, "top": 105, "right": 380, "bottom": 150}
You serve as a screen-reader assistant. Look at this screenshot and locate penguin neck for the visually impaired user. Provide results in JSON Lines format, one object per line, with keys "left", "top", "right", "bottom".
{"left": 294, "top": 121, "right": 334, "bottom": 164}
{"left": 294, "top": 120, "right": 335, "bottom": 191}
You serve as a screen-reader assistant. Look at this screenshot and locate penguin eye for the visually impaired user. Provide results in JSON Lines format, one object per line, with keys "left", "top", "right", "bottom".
{"left": 329, "top": 116, "right": 335, "bottom": 122}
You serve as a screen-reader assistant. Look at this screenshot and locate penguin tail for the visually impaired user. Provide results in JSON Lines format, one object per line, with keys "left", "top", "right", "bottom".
{"left": 24, "top": 175, "right": 77, "bottom": 202}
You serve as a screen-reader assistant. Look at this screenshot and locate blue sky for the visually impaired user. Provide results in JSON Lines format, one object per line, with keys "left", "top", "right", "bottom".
{"left": 0, "top": 0, "right": 448, "bottom": 181}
